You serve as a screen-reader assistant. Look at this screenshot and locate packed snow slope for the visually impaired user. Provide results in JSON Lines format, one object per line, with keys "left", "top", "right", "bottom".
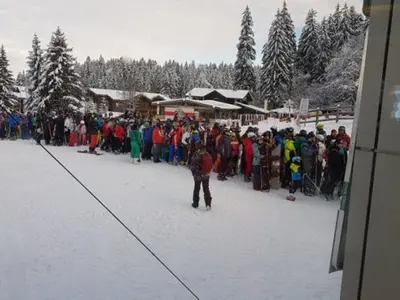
{"left": 0, "top": 141, "right": 342, "bottom": 300}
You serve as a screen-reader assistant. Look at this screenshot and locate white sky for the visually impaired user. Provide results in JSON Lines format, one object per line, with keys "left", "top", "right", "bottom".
{"left": 1, "top": 0, "right": 362, "bottom": 74}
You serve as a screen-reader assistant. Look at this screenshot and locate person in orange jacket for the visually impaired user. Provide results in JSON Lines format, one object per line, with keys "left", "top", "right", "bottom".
{"left": 168, "top": 124, "right": 182, "bottom": 165}
{"left": 113, "top": 121, "right": 125, "bottom": 153}
{"left": 152, "top": 123, "right": 164, "bottom": 163}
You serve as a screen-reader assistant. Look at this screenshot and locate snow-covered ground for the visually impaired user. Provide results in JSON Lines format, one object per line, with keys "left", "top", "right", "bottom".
{"left": 0, "top": 141, "right": 342, "bottom": 300}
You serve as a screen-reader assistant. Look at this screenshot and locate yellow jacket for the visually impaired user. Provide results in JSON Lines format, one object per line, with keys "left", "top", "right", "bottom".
{"left": 284, "top": 139, "right": 296, "bottom": 163}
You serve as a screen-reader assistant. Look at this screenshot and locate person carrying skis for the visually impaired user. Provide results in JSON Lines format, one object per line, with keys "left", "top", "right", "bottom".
{"left": 130, "top": 123, "right": 142, "bottom": 164}
{"left": 190, "top": 140, "right": 213, "bottom": 210}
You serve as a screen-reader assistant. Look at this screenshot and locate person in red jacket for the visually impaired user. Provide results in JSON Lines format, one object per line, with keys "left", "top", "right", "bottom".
{"left": 336, "top": 126, "right": 351, "bottom": 150}
{"left": 242, "top": 132, "right": 255, "bottom": 182}
{"left": 101, "top": 121, "right": 111, "bottom": 151}
{"left": 113, "top": 122, "right": 126, "bottom": 153}
{"left": 152, "top": 124, "right": 164, "bottom": 163}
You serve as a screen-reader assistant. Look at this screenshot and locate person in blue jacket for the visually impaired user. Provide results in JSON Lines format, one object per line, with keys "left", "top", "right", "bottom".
{"left": 8, "top": 111, "right": 20, "bottom": 140}
{"left": 141, "top": 122, "right": 153, "bottom": 160}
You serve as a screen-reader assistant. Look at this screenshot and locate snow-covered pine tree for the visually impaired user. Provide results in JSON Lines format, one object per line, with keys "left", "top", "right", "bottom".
{"left": 260, "top": 9, "right": 292, "bottom": 108}
{"left": 16, "top": 71, "right": 29, "bottom": 86}
{"left": 37, "top": 27, "right": 84, "bottom": 112}
{"left": 335, "top": 3, "right": 355, "bottom": 51}
{"left": 0, "top": 45, "right": 17, "bottom": 109}
{"left": 329, "top": 4, "right": 342, "bottom": 52}
{"left": 234, "top": 5, "right": 257, "bottom": 91}
{"left": 26, "top": 34, "right": 43, "bottom": 110}
{"left": 81, "top": 56, "right": 92, "bottom": 87}
{"left": 280, "top": 0, "right": 296, "bottom": 89}
{"left": 322, "top": 34, "right": 364, "bottom": 105}
{"left": 315, "top": 17, "right": 332, "bottom": 81}
{"left": 297, "top": 9, "right": 320, "bottom": 81}
{"left": 349, "top": 5, "right": 365, "bottom": 36}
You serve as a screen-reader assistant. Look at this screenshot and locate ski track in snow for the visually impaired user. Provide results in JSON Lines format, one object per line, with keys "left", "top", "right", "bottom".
{"left": 0, "top": 141, "right": 342, "bottom": 300}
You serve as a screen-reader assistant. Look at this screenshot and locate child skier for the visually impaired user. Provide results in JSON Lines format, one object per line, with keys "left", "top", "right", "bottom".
{"left": 287, "top": 156, "right": 302, "bottom": 201}
{"left": 190, "top": 140, "right": 213, "bottom": 210}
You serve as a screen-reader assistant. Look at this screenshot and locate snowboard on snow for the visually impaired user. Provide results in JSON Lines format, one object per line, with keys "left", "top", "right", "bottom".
{"left": 77, "top": 150, "right": 103, "bottom": 156}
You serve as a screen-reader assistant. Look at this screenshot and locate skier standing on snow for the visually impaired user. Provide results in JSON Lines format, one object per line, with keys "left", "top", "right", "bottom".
{"left": 130, "top": 123, "right": 142, "bottom": 164}
{"left": 190, "top": 140, "right": 213, "bottom": 210}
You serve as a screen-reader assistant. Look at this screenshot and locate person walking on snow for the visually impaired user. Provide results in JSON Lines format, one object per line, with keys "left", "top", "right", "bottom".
{"left": 190, "top": 140, "right": 213, "bottom": 210}
{"left": 130, "top": 123, "right": 142, "bottom": 164}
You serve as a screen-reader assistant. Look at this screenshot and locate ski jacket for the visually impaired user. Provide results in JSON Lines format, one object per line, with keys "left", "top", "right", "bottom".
{"left": 114, "top": 125, "right": 125, "bottom": 140}
{"left": 301, "top": 141, "right": 317, "bottom": 175}
{"left": 252, "top": 143, "right": 261, "bottom": 166}
{"left": 290, "top": 159, "right": 302, "bottom": 181}
{"left": 142, "top": 127, "right": 153, "bottom": 143}
{"left": 218, "top": 135, "right": 232, "bottom": 158}
{"left": 169, "top": 129, "right": 180, "bottom": 147}
{"left": 294, "top": 135, "right": 306, "bottom": 156}
{"left": 336, "top": 133, "right": 351, "bottom": 150}
{"left": 284, "top": 139, "right": 296, "bottom": 163}
{"left": 242, "top": 137, "right": 253, "bottom": 156}
{"left": 9, "top": 114, "right": 20, "bottom": 128}
{"left": 317, "top": 142, "right": 326, "bottom": 163}
{"left": 129, "top": 129, "right": 142, "bottom": 146}
{"left": 190, "top": 148, "right": 210, "bottom": 181}
{"left": 231, "top": 140, "right": 240, "bottom": 157}
{"left": 152, "top": 127, "right": 164, "bottom": 144}
{"left": 64, "top": 117, "right": 73, "bottom": 131}
{"left": 78, "top": 124, "right": 86, "bottom": 135}
{"left": 102, "top": 123, "right": 111, "bottom": 137}
{"left": 182, "top": 131, "right": 191, "bottom": 145}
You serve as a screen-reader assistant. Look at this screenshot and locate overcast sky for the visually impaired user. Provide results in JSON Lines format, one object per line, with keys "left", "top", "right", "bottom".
{"left": 1, "top": 0, "right": 362, "bottom": 74}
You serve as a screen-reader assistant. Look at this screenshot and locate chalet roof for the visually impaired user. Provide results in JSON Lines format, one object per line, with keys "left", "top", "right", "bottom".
{"left": 235, "top": 102, "right": 269, "bottom": 113}
{"left": 134, "top": 92, "right": 170, "bottom": 101}
{"left": 185, "top": 88, "right": 213, "bottom": 98}
{"left": 152, "top": 98, "right": 241, "bottom": 110}
{"left": 89, "top": 88, "right": 170, "bottom": 101}
{"left": 89, "top": 88, "right": 130, "bottom": 101}
{"left": 185, "top": 88, "right": 251, "bottom": 100}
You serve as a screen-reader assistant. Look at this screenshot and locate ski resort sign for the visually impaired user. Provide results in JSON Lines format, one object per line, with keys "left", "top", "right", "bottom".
{"left": 298, "top": 98, "right": 310, "bottom": 118}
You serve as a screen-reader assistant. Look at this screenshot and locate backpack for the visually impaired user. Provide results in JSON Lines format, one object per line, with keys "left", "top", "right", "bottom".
{"left": 200, "top": 151, "right": 213, "bottom": 175}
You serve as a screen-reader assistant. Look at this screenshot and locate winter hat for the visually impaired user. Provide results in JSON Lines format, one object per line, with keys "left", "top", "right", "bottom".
{"left": 307, "top": 131, "right": 315, "bottom": 139}
{"left": 316, "top": 134, "right": 325, "bottom": 141}
{"left": 80, "top": 120, "right": 85, "bottom": 125}
{"left": 247, "top": 132, "right": 256, "bottom": 138}
{"left": 316, "top": 123, "right": 324, "bottom": 129}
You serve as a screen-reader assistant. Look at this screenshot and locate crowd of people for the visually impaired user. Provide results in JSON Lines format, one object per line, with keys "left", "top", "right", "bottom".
{"left": 0, "top": 109, "right": 351, "bottom": 204}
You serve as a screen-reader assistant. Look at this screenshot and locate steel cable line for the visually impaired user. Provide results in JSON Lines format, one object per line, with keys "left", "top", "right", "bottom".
{"left": 0, "top": 105, "right": 200, "bottom": 300}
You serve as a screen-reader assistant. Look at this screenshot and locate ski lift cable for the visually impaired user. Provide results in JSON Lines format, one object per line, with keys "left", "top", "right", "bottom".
{"left": 0, "top": 105, "right": 201, "bottom": 300}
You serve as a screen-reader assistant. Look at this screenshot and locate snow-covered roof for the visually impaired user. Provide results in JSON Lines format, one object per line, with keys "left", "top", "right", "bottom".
{"left": 216, "top": 89, "right": 250, "bottom": 100}
{"left": 134, "top": 92, "right": 170, "bottom": 101}
{"left": 89, "top": 88, "right": 170, "bottom": 101}
{"left": 185, "top": 88, "right": 250, "bottom": 100}
{"left": 185, "top": 88, "right": 213, "bottom": 98}
{"left": 235, "top": 102, "right": 269, "bottom": 113}
{"left": 270, "top": 107, "right": 296, "bottom": 114}
{"left": 152, "top": 98, "right": 241, "bottom": 110}
{"left": 89, "top": 88, "right": 130, "bottom": 101}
